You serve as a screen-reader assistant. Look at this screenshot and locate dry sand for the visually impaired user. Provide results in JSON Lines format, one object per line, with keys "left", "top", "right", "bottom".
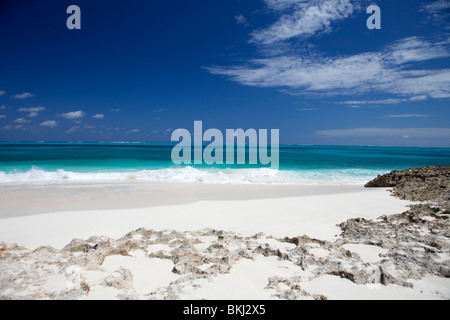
{"left": 0, "top": 183, "right": 410, "bottom": 249}
{"left": 0, "top": 182, "right": 448, "bottom": 300}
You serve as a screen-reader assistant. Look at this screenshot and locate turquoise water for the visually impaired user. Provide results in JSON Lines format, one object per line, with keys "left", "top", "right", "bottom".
{"left": 0, "top": 142, "right": 449, "bottom": 184}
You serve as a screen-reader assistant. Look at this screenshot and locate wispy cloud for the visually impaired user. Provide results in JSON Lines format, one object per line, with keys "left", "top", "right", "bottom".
{"left": 339, "top": 95, "right": 431, "bottom": 106}
{"left": 18, "top": 106, "right": 46, "bottom": 118}
{"left": 12, "top": 93, "right": 35, "bottom": 99}
{"left": 381, "top": 114, "right": 431, "bottom": 119}
{"left": 0, "top": 91, "right": 5, "bottom": 96}
{"left": 207, "top": 1, "right": 450, "bottom": 103}
{"left": 40, "top": 120, "right": 57, "bottom": 128}
{"left": 153, "top": 108, "right": 168, "bottom": 113}
{"left": 18, "top": 107, "right": 46, "bottom": 112}
{"left": 0, "top": 115, "right": 6, "bottom": 119}
{"left": 422, "top": 0, "right": 450, "bottom": 13}
{"left": 386, "top": 37, "right": 450, "bottom": 64}
{"left": 65, "top": 126, "right": 80, "bottom": 134}
{"left": 409, "top": 95, "right": 428, "bottom": 101}
{"left": 235, "top": 15, "right": 248, "bottom": 26}
{"left": 300, "top": 108, "right": 318, "bottom": 111}
{"left": 339, "top": 99, "right": 407, "bottom": 105}
{"left": 13, "top": 117, "right": 31, "bottom": 124}
{"left": 64, "top": 124, "right": 94, "bottom": 134}
{"left": 61, "top": 110, "right": 86, "bottom": 119}
{"left": 316, "top": 127, "right": 450, "bottom": 139}
{"left": 251, "top": 0, "right": 356, "bottom": 44}
{"left": 0, "top": 105, "right": 6, "bottom": 110}
{"left": 126, "top": 129, "right": 140, "bottom": 134}
{"left": 207, "top": 36, "right": 450, "bottom": 100}
{"left": 421, "top": 0, "right": 450, "bottom": 27}
{"left": 1, "top": 124, "right": 26, "bottom": 131}
{"left": 92, "top": 114, "right": 105, "bottom": 119}
{"left": 109, "top": 108, "right": 121, "bottom": 112}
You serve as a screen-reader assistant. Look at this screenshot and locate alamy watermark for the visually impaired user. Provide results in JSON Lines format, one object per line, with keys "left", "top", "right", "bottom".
{"left": 66, "top": 5, "right": 81, "bottom": 30}
{"left": 367, "top": 5, "right": 381, "bottom": 30}
{"left": 171, "top": 121, "right": 280, "bottom": 169}
{"left": 66, "top": 4, "right": 381, "bottom": 30}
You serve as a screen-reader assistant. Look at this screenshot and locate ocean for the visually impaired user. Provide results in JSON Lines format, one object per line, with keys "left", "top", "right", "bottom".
{"left": 0, "top": 142, "right": 449, "bottom": 185}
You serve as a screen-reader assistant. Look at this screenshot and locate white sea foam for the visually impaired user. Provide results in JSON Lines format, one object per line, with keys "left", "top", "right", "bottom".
{"left": 0, "top": 167, "right": 387, "bottom": 185}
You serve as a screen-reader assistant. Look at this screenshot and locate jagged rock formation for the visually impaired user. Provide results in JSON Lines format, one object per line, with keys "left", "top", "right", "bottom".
{"left": 365, "top": 166, "right": 450, "bottom": 205}
{"left": 0, "top": 166, "right": 449, "bottom": 300}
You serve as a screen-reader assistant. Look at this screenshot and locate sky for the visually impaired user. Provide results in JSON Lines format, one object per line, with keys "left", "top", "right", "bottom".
{"left": 0, "top": 0, "right": 449, "bottom": 146}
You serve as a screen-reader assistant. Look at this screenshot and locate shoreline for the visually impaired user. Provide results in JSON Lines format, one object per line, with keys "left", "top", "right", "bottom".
{"left": 0, "top": 184, "right": 409, "bottom": 249}
{"left": 0, "top": 168, "right": 449, "bottom": 300}
{"left": 0, "top": 182, "right": 371, "bottom": 218}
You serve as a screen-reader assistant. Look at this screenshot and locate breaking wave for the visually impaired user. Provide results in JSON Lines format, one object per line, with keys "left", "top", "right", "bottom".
{"left": 0, "top": 166, "right": 387, "bottom": 185}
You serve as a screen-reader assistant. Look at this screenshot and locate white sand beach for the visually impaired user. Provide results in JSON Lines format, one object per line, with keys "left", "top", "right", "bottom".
{"left": 0, "top": 183, "right": 411, "bottom": 249}
{"left": 0, "top": 182, "right": 449, "bottom": 300}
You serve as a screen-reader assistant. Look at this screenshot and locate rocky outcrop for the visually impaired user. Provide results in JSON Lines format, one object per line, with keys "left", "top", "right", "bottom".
{"left": 0, "top": 166, "right": 449, "bottom": 300}
{"left": 365, "top": 166, "right": 450, "bottom": 204}
{"left": 1, "top": 210, "right": 448, "bottom": 300}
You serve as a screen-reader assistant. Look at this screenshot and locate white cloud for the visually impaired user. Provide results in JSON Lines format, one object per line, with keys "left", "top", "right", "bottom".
{"left": 251, "top": 0, "right": 355, "bottom": 44}
{"left": 92, "top": 114, "right": 105, "bottom": 119}
{"left": 40, "top": 120, "right": 57, "bottom": 128}
{"left": 61, "top": 110, "right": 86, "bottom": 119}
{"left": 12, "top": 93, "right": 35, "bottom": 99}
{"left": 316, "top": 128, "right": 450, "bottom": 139}
{"left": 65, "top": 126, "right": 80, "bottom": 134}
{"left": 0, "top": 115, "right": 5, "bottom": 119}
{"left": 390, "top": 69, "right": 450, "bottom": 98}
{"left": 65, "top": 124, "right": 95, "bottom": 134}
{"left": 382, "top": 114, "right": 431, "bottom": 119}
{"left": 339, "top": 95, "right": 435, "bottom": 105}
{"left": 18, "top": 107, "right": 46, "bottom": 118}
{"left": 209, "top": 53, "right": 383, "bottom": 92}
{"left": 300, "top": 108, "right": 318, "bottom": 111}
{"left": 409, "top": 95, "right": 428, "bottom": 101}
{"left": 386, "top": 37, "right": 450, "bottom": 64}
{"left": 127, "top": 129, "right": 140, "bottom": 134}
{"left": 422, "top": 0, "right": 450, "bottom": 13}
{"left": 235, "top": 15, "right": 248, "bottom": 26}
{"left": 207, "top": 36, "right": 450, "bottom": 99}
{"left": 0, "top": 105, "right": 6, "bottom": 110}
{"left": 0, "top": 91, "right": 5, "bottom": 96}
{"left": 13, "top": 117, "right": 31, "bottom": 124}
{"left": 208, "top": 1, "right": 450, "bottom": 103}
{"left": 421, "top": 0, "right": 450, "bottom": 26}
{"left": 18, "top": 107, "right": 46, "bottom": 112}
{"left": 339, "top": 98, "right": 407, "bottom": 105}
{"left": 109, "top": 108, "right": 121, "bottom": 112}
{"left": 153, "top": 108, "right": 168, "bottom": 113}
{"left": 0, "top": 125, "right": 25, "bottom": 131}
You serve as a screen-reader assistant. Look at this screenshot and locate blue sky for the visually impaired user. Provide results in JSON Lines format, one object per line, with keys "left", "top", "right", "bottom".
{"left": 0, "top": 0, "right": 449, "bottom": 146}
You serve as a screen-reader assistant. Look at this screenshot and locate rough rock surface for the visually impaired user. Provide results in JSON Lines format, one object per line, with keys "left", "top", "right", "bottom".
{"left": 0, "top": 166, "right": 449, "bottom": 300}
{"left": 365, "top": 166, "right": 450, "bottom": 205}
